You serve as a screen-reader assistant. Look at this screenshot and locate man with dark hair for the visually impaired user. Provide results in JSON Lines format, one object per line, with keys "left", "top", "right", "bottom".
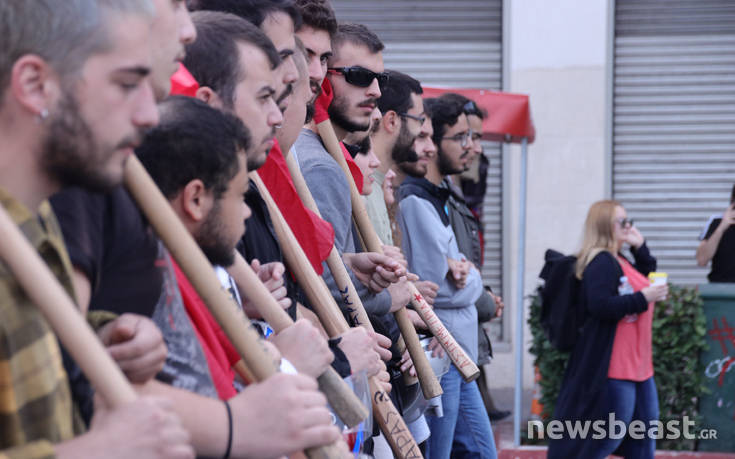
{"left": 0, "top": 1, "right": 194, "bottom": 457}
{"left": 435, "top": 93, "right": 510, "bottom": 422}
{"left": 294, "top": 0, "right": 338, "bottom": 112}
{"left": 696, "top": 183, "right": 735, "bottom": 282}
{"left": 399, "top": 98, "right": 498, "bottom": 458}
{"left": 188, "top": 0, "right": 301, "bottom": 113}
{"left": 137, "top": 96, "right": 341, "bottom": 457}
{"left": 49, "top": 0, "right": 198, "bottom": 428}
{"left": 185, "top": 10, "right": 283, "bottom": 170}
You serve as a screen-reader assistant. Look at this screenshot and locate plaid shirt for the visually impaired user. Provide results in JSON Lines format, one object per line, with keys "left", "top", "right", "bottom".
{"left": 0, "top": 188, "right": 80, "bottom": 459}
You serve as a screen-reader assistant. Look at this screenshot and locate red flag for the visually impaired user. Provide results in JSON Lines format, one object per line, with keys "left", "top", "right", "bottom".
{"left": 170, "top": 63, "right": 199, "bottom": 97}
{"left": 258, "top": 140, "right": 335, "bottom": 275}
{"left": 313, "top": 79, "right": 364, "bottom": 194}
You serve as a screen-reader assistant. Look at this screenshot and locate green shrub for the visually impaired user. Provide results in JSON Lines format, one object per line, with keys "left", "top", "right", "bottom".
{"left": 527, "top": 284, "right": 707, "bottom": 450}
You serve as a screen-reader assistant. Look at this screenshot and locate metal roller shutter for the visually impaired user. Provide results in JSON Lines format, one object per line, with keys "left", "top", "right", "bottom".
{"left": 333, "top": 1, "right": 505, "bottom": 319}
{"left": 613, "top": 0, "right": 735, "bottom": 285}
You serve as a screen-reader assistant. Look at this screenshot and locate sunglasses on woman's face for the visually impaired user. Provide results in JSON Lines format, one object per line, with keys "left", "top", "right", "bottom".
{"left": 328, "top": 66, "right": 389, "bottom": 90}
{"left": 615, "top": 218, "right": 634, "bottom": 227}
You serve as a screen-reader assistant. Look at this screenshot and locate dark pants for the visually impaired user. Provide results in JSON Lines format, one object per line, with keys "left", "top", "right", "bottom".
{"left": 595, "top": 377, "right": 659, "bottom": 459}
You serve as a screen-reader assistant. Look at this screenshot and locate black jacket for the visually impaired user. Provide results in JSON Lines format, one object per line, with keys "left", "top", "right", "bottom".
{"left": 548, "top": 243, "right": 656, "bottom": 459}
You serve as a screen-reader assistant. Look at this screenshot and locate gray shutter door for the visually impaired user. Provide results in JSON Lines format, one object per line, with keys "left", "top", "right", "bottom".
{"left": 333, "top": 0, "right": 505, "bottom": 303}
{"left": 613, "top": 0, "right": 735, "bottom": 285}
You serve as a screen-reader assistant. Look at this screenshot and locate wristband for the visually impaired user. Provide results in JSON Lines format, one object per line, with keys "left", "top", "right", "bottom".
{"left": 223, "top": 400, "right": 233, "bottom": 459}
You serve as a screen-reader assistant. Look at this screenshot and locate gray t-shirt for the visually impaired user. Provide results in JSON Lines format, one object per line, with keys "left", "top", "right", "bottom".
{"left": 153, "top": 242, "right": 218, "bottom": 398}
{"left": 292, "top": 128, "right": 392, "bottom": 320}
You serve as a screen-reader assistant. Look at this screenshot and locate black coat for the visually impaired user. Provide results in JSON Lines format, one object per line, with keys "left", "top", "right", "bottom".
{"left": 547, "top": 244, "right": 656, "bottom": 459}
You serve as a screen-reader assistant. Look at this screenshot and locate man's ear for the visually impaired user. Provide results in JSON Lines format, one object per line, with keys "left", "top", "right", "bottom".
{"left": 11, "top": 55, "right": 58, "bottom": 117}
{"left": 382, "top": 110, "right": 400, "bottom": 135}
{"left": 195, "top": 86, "right": 223, "bottom": 109}
{"left": 180, "top": 179, "right": 213, "bottom": 223}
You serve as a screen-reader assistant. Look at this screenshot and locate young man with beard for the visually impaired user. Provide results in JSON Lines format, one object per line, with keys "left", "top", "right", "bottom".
{"left": 137, "top": 96, "right": 342, "bottom": 457}
{"left": 435, "top": 93, "right": 509, "bottom": 422}
{"left": 294, "top": 0, "right": 338, "bottom": 121}
{"left": 397, "top": 98, "right": 497, "bottom": 459}
{"left": 0, "top": 1, "right": 195, "bottom": 458}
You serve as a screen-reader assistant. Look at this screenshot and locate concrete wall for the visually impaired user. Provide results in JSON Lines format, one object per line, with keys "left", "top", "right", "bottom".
{"left": 489, "top": 0, "right": 611, "bottom": 390}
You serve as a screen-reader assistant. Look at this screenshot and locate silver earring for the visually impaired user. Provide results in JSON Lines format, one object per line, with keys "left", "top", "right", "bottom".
{"left": 37, "top": 108, "right": 49, "bottom": 122}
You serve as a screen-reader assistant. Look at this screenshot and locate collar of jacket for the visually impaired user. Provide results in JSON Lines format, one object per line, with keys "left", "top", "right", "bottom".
{"left": 398, "top": 176, "right": 451, "bottom": 226}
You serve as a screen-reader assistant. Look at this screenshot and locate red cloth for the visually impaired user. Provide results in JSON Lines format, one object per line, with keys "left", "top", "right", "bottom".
{"left": 258, "top": 141, "right": 335, "bottom": 274}
{"left": 313, "top": 79, "right": 364, "bottom": 194}
{"left": 169, "top": 63, "right": 199, "bottom": 97}
{"left": 171, "top": 259, "right": 239, "bottom": 400}
{"left": 607, "top": 257, "right": 654, "bottom": 381}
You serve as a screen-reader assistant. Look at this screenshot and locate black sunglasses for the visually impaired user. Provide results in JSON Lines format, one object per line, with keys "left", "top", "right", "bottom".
{"left": 328, "top": 66, "right": 389, "bottom": 89}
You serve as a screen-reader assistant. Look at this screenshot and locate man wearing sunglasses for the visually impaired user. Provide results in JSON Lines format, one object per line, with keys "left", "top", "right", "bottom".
{"left": 292, "top": 23, "right": 411, "bottom": 321}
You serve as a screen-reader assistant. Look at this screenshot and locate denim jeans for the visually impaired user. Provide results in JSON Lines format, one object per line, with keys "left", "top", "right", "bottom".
{"left": 594, "top": 377, "right": 659, "bottom": 459}
{"left": 426, "top": 365, "right": 497, "bottom": 459}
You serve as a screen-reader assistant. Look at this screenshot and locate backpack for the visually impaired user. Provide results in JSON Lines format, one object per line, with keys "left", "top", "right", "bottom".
{"left": 538, "top": 249, "right": 585, "bottom": 351}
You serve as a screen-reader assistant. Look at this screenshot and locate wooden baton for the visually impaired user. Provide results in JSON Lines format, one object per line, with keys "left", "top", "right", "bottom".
{"left": 317, "top": 121, "right": 481, "bottom": 383}
{"left": 250, "top": 172, "right": 424, "bottom": 459}
{"left": 0, "top": 205, "right": 137, "bottom": 407}
{"left": 123, "top": 156, "right": 345, "bottom": 459}
{"left": 230, "top": 247, "right": 368, "bottom": 428}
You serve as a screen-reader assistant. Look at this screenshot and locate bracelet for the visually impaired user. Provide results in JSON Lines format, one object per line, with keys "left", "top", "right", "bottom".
{"left": 223, "top": 400, "right": 233, "bottom": 459}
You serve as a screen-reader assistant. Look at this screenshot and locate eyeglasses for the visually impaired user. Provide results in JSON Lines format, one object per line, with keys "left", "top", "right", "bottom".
{"left": 327, "top": 66, "right": 389, "bottom": 89}
{"left": 441, "top": 130, "right": 473, "bottom": 148}
{"left": 615, "top": 218, "right": 634, "bottom": 227}
{"left": 399, "top": 112, "right": 426, "bottom": 124}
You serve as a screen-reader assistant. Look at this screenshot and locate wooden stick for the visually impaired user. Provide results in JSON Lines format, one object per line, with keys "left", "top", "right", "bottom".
{"left": 251, "top": 171, "right": 424, "bottom": 459}
{"left": 123, "top": 156, "right": 345, "bottom": 459}
{"left": 0, "top": 205, "right": 136, "bottom": 407}
{"left": 299, "top": 126, "right": 443, "bottom": 399}
{"left": 231, "top": 248, "right": 368, "bottom": 428}
{"left": 317, "top": 121, "right": 481, "bottom": 383}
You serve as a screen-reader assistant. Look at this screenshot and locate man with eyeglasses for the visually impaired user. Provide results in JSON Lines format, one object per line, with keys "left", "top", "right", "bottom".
{"left": 435, "top": 93, "right": 511, "bottom": 423}
{"left": 397, "top": 97, "right": 498, "bottom": 459}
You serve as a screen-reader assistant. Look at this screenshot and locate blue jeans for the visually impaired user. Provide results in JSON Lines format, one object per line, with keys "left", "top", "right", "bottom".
{"left": 426, "top": 365, "right": 497, "bottom": 459}
{"left": 595, "top": 377, "right": 659, "bottom": 459}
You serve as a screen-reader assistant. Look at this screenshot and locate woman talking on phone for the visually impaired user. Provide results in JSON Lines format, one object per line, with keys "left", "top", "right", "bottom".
{"left": 548, "top": 200, "right": 669, "bottom": 459}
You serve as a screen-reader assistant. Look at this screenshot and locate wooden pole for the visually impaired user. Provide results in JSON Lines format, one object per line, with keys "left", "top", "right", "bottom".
{"left": 230, "top": 249, "right": 368, "bottom": 428}
{"left": 316, "top": 121, "right": 481, "bottom": 383}
{"left": 250, "top": 172, "right": 424, "bottom": 459}
{"left": 0, "top": 205, "right": 136, "bottom": 407}
{"left": 123, "top": 156, "right": 345, "bottom": 459}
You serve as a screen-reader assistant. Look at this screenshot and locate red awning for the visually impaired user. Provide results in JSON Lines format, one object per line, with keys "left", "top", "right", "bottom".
{"left": 422, "top": 87, "right": 535, "bottom": 144}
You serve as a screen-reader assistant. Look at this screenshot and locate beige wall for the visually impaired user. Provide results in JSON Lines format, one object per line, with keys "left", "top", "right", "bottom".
{"left": 488, "top": 0, "right": 611, "bottom": 389}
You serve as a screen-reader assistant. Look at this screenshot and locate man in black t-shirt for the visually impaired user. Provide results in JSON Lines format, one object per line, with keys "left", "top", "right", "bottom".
{"left": 696, "top": 184, "right": 735, "bottom": 282}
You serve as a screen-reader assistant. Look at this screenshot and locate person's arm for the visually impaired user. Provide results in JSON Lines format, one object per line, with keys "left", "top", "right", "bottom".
{"left": 304, "top": 163, "right": 392, "bottom": 317}
{"left": 583, "top": 253, "right": 648, "bottom": 322}
{"left": 696, "top": 207, "right": 735, "bottom": 266}
{"left": 399, "top": 195, "right": 480, "bottom": 309}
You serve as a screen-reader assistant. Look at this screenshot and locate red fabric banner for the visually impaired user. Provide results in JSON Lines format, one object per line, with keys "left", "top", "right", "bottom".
{"left": 257, "top": 140, "right": 335, "bottom": 274}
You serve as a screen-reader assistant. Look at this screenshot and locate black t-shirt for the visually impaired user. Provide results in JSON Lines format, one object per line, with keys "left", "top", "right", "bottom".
{"left": 237, "top": 180, "right": 304, "bottom": 319}
{"left": 701, "top": 215, "right": 735, "bottom": 282}
{"left": 50, "top": 186, "right": 162, "bottom": 316}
